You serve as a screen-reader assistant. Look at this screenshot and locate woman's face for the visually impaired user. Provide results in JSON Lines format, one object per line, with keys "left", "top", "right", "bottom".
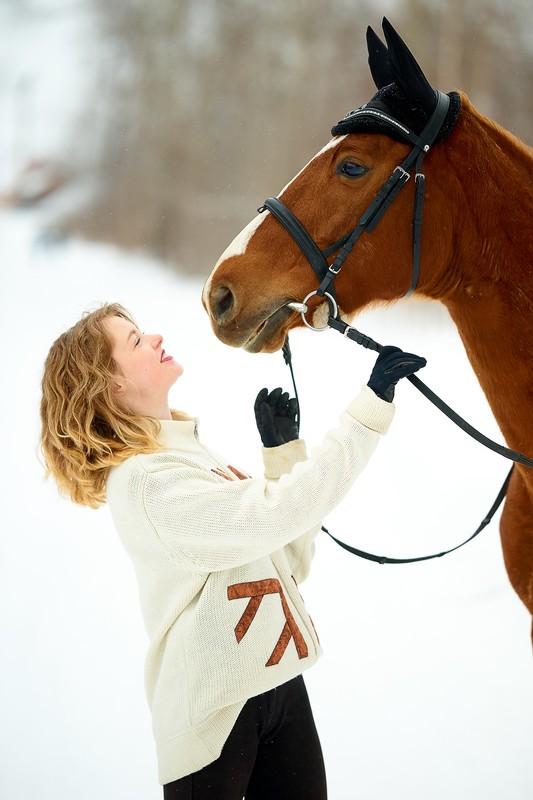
{"left": 104, "top": 315, "right": 184, "bottom": 419}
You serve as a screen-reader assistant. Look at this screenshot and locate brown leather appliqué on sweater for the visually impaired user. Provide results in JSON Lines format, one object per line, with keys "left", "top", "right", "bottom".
{"left": 227, "top": 579, "right": 308, "bottom": 667}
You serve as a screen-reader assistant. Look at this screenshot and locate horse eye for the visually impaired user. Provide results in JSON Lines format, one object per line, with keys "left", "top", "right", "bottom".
{"left": 337, "top": 160, "right": 367, "bottom": 178}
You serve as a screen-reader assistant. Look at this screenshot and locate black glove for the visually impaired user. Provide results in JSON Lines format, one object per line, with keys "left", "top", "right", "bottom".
{"left": 254, "top": 387, "right": 299, "bottom": 447}
{"left": 367, "top": 346, "right": 427, "bottom": 402}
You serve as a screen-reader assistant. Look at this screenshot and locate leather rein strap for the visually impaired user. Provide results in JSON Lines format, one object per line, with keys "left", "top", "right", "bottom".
{"left": 284, "top": 330, "right": 517, "bottom": 565}
{"left": 323, "top": 467, "right": 513, "bottom": 565}
{"left": 326, "top": 318, "right": 533, "bottom": 469}
{"left": 283, "top": 333, "right": 516, "bottom": 565}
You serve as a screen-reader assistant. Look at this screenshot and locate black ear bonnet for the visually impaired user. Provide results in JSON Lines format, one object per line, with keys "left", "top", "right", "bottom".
{"left": 331, "top": 18, "right": 461, "bottom": 146}
{"left": 331, "top": 85, "right": 461, "bottom": 145}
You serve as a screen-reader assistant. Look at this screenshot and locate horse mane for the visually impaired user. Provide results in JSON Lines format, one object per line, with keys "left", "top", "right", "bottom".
{"left": 456, "top": 93, "right": 533, "bottom": 172}
{"left": 445, "top": 93, "right": 533, "bottom": 275}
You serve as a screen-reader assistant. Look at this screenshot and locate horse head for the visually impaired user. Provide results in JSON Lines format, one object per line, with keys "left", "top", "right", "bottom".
{"left": 203, "top": 18, "right": 463, "bottom": 352}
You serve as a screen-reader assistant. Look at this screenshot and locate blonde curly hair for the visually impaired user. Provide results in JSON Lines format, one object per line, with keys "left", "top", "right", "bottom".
{"left": 40, "top": 303, "right": 163, "bottom": 508}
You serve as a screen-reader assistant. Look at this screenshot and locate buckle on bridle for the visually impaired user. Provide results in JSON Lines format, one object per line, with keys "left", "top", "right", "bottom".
{"left": 343, "top": 323, "right": 356, "bottom": 338}
{"left": 393, "top": 165, "right": 410, "bottom": 182}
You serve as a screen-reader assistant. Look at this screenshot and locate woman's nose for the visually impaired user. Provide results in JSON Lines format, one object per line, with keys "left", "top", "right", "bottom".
{"left": 150, "top": 334, "right": 163, "bottom": 349}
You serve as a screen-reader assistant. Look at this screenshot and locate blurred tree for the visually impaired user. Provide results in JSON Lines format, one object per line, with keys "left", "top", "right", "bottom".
{"left": 67, "top": 0, "right": 533, "bottom": 275}
{"left": 396, "top": 0, "right": 533, "bottom": 135}
{"left": 68, "top": 0, "right": 377, "bottom": 272}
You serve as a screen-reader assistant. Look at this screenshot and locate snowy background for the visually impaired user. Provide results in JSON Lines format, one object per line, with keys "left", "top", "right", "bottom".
{"left": 2, "top": 208, "right": 533, "bottom": 800}
{"left": 1, "top": 2, "right": 533, "bottom": 799}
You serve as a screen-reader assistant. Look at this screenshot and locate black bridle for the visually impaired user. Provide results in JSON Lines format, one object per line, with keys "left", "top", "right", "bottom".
{"left": 256, "top": 91, "right": 533, "bottom": 565}
{"left": 258, "top": 90, "right": 451, "bottom": 305}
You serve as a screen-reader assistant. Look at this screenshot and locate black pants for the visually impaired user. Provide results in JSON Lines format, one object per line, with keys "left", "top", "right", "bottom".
{"left": 163, "top": 675, "right": 327, "bottom": 799}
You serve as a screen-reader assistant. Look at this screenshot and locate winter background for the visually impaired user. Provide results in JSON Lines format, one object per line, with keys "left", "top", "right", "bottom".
{"left": 1, "top": 2, "right": 532, "bottom": 799}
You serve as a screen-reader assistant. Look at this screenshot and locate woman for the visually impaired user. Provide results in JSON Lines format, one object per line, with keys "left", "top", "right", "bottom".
{"left": 40, "top": 302, "right": 425, "bottom": 798}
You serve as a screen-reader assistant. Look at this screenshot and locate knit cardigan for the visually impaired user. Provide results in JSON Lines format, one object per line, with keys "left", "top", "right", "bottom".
{"left": 106, "top": 385, "right": 394, "bottom": 784}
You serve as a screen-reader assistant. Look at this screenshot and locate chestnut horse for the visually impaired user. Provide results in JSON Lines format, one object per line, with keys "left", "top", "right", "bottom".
{"left": 202, "top": 19, "right": 533, "bottom": 632}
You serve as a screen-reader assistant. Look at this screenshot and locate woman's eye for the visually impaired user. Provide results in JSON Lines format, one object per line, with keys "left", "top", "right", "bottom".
{"left": 337, "top": 160, "right": 367, "bottom": 178}
{"left": 135, "top": 337, "right": 141, "bottom": 347}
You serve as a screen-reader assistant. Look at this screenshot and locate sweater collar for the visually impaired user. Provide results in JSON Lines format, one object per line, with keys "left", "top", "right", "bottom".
{"left": 157, "top": 411, "right": 200, "bottom": 449}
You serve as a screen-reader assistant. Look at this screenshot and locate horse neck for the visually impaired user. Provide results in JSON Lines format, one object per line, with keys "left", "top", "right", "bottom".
{"left": 435, "top": 95, "right": 533, "bottom": 450}
{"left": 445, "top": 94, "right": 532, "bottom": 260}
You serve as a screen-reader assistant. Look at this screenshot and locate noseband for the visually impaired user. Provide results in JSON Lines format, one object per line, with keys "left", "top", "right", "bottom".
{"left": 258, "top": 90, "right": 451, "bottom": 322}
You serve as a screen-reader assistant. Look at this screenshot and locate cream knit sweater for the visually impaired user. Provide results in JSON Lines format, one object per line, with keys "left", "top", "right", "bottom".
{"left": 106, "top": 385, "right": 394, "bottom": 784}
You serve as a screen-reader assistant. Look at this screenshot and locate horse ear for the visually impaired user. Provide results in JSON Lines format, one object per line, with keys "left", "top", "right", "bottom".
{"left": 381, "top": 17, "right": 435, "bottom": 109}
{"left": 366, "top": 26, "right": 393, "bottom": 89}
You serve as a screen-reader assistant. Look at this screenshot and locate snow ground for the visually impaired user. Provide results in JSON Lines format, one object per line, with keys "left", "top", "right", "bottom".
{"left": 1, "top": 208, "right": 532, "bottom": 799}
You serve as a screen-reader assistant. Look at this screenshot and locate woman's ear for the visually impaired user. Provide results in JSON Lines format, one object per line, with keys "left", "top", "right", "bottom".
{"left": 111, "top": 378, "right": 126, "bottom": 397}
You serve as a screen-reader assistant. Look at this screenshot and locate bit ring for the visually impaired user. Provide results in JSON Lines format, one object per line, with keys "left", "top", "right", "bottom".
{"left": 300, "top": 291, "right": 338, "bottom": 331}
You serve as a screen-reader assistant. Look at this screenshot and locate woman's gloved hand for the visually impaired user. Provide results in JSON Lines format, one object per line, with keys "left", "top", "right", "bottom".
{"left": 254, "top": 387, "right": 299, "bottom": 447}
{"left": 367, "top": 346, "right": 427, "bottom": 402}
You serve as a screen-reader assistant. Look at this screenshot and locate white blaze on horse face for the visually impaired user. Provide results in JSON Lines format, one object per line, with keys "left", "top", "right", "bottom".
{"left": 203, "top": 135, "right": 347, "bottom": 305}
{"left": 278, "top": 135, "right": 347, "bottom": 198}
{"left": 216, "top": 212, "right": 266, "bottom": 267}
{"left": 203, "top": 212, "right": 267, "bottom": 302}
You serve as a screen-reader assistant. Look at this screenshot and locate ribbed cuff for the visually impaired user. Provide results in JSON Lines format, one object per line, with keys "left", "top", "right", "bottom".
{"left": 346, "top": 385, "right": 395, "bottom": 434}
{"left": 262, "top": 438, "right": 308, "bottom": 479}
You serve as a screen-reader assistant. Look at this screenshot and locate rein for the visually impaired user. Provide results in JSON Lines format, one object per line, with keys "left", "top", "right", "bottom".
{"left": 256, "top": 90, "right": 533, "bottom": 564}
{"left": 282, "top": 335, "right": 514, "bottom": 565}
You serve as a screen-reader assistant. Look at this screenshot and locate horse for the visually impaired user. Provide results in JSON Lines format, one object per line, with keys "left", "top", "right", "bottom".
{"left": 202, "top": 18, "right": 533, "bottom": 635}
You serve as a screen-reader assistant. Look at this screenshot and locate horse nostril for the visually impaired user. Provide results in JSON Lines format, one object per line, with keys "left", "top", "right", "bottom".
{"left": 211, "top": 285, "right": 235, "bottom": 322}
